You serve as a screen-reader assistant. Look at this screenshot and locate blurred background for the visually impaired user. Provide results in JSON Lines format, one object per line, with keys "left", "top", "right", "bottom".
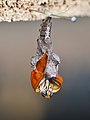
{"left": 0, "top": 18, "right": 90, "bottom": 120}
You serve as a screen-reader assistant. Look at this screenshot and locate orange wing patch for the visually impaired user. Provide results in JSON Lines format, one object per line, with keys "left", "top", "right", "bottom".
{"left": 36, "top": 53, "right": 48, "bottom": 72}
{"left": 31, "top": 53, "right": 47, "bottom": 90}
{"left": 56, "top": 74, "right": 63, "bottom": 86}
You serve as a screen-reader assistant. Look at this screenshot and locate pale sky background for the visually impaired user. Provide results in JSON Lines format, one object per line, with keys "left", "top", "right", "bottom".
{"left": 0, "top": 17, "right": 90, "bottom": 120}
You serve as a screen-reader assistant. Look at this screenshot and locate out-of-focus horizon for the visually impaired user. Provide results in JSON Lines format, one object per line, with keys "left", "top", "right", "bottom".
{"left": 0, "top": 18, "right": 90, "bottom": 120}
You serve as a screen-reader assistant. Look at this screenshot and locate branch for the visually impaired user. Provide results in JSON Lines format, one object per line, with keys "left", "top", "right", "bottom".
{"left": 0, "top": 0, "right": 90, "bottom": 22}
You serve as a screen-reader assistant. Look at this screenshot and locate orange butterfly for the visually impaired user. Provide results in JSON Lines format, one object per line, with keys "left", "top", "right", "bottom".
{"left": 31, "top": 53, "right": 63, "bottom": 98}
{"left": 30, "top": 17, "right": 63, "bottom": 98}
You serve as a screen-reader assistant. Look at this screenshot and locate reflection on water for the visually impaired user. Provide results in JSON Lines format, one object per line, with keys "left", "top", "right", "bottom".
{"left": 0, "top": 18, "right": 90, "bottom": 120}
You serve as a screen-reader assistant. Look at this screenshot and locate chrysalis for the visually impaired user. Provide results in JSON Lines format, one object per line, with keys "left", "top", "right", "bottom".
{"left": 30, "top": 17, "right": 63, "bottom": 99}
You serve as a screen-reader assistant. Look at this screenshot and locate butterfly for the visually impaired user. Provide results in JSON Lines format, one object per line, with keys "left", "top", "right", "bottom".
{"left": 31, "top": 53, "right": 63, "bottom": 98}
{"left": 30, "top": 17, "right": 63, "bottom": 98}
